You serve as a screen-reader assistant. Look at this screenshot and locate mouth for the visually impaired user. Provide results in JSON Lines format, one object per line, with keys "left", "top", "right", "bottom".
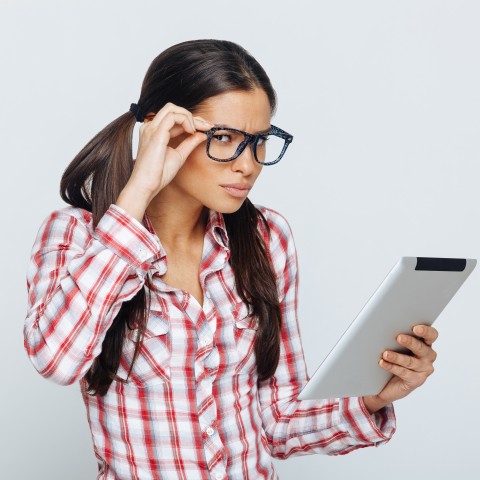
{"left": 220, "top": 183, "right": 252, "bottom": 198}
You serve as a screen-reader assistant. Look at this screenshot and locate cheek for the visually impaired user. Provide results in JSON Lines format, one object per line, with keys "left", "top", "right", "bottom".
{"left": 175, "top": 148, "right": 217, "bottom": 189}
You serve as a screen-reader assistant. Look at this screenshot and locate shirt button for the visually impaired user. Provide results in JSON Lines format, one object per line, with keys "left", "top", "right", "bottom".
{"left": 201, "top": 338, "right": 210, "bottom": 346}
{"left": 215, "top": 474, "right": 223, "bottom": 480}
{"left": 206, "top": 427, "right": 215, "bottom": 436}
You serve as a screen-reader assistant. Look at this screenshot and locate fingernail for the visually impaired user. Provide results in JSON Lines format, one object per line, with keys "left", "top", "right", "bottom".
{"left": 414, "top": 326, "right": 424, "bottom": 335}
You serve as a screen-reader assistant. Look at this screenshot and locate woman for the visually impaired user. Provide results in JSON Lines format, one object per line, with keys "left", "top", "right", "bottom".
{"left": 24, "top": 39, "right": 438, "bottom": 479}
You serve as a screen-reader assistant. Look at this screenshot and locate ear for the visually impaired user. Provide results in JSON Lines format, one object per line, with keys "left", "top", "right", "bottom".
{"left": 144, "top": 115, "right": 153, "bottom": 123}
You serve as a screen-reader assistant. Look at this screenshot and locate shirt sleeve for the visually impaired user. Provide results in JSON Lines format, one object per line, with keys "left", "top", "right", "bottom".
{"left": 23, "top": 203, "right": 163, "bottom": 386}
{"left": 256, "top": 207, "right": 396, "bottom": 459}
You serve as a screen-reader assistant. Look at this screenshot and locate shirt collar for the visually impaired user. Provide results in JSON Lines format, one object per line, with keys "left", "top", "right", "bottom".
{"left": 207, "top": 209, "right": 229, "bottom": 250}
{"left": 142, "top": 208, "right": 230, "bottom": 252}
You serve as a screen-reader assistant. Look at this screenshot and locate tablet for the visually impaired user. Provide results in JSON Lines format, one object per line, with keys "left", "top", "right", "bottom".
{"left": 297, "top": 256, "right": 476, "bottom": 400}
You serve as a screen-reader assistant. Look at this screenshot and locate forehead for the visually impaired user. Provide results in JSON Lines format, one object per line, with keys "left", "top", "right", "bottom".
{"left": 194, "top": 88, "right": 272, "bottom": 132}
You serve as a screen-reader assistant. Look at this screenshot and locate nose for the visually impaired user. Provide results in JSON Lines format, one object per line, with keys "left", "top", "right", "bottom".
{"left": 230, "top": 142, "right": 258, "bottom": 175}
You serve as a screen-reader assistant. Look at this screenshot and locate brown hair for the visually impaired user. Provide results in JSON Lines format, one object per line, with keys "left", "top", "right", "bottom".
{"left": 60, "top": 39, "right": 282, "bottom": 396}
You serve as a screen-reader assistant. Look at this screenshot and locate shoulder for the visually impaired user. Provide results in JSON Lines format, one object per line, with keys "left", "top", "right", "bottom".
{"left": 253, "top": 204, "right": 298, "bottom": 300}
{"left": 254, "top": 204, "right": 296, "bottom": 248}
{"left": 33, "top": 205, "right": 94, "bottom": 247}
{"left": 254, "top": 204, "right": 297, "bottom": 272}
{"left": 39, "top": 204, "right": 92, "bottom": 225}
{"left": 39, "top": 205, "right": 93, "bottom": 231}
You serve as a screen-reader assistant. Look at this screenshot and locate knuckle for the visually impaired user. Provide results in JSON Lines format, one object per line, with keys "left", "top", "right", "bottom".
{"left": 406, "top": 355, "right": 415, "bottom": 369}
{"left": 416, "top": 377, "right": 426, "bottom": 388}
{"left": 416, "top": 336, "right": 427, "bottom": 349}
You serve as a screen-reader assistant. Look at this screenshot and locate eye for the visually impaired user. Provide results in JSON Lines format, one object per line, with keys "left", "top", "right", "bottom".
{"left": 257, "top": 135, "right": 269, "bottom": 146}
{"left": 212, "top": 133, "right": 232, "bottom": 144}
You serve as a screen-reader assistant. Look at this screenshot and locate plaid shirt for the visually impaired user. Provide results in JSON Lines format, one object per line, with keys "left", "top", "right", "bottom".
{"left": 24, "top": 202, "right": 396, "bottom": 480}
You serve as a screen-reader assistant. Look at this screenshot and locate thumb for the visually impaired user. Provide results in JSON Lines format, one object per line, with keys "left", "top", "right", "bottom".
{"left": 175, "top": 132, "right": 208, "bottom": 162}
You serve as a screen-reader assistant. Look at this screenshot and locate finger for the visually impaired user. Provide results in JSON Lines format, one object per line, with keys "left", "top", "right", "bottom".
{"left": 175, "top": 132, "right": 209, "bottom": 162}
{"left": 150, "top": 103, "right": 196, "bottom": 131}
{"left": 379, "top": 359, "right": 419, "bottom": 384}
{"left": 397, "top": 333, "right": 430, "bottom": 357}
{"left": 168, "top": 124, "right": 194, "bottom": 139}
{"left": 168, "top": 117, "right": 214, "bottom": 139}
{"left": 382, "top": 350, "right": 421, "bottom": 371}
{"left": 413, "top": 325, "right": 439, "bottom": 346}
{"left": 152, "top": 111, "right": 196, "bottom": 145}
{"left": 378, "top": 358, "right": 434, "bottom": 386}
{"left": 194, "top": 116, "right": 214, "bottom": 129}
{"left": 397, "top": 334, "right": 438, "bottom": 363}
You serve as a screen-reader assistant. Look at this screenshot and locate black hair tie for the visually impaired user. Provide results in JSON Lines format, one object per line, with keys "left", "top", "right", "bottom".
{"left": 130, "top": 103, "right": 145, "bottom": 122}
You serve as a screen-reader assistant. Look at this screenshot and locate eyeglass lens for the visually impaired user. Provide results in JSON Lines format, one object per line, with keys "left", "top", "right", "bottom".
{"left": 208, "top": 130, "right": 287, "bottom": 164}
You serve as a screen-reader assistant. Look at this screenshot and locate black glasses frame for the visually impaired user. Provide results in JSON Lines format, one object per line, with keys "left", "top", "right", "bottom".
{"left": 196, "top": 124, "right": 293, "bottom": 166}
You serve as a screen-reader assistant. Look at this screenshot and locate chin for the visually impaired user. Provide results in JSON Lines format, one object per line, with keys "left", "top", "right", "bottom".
{"left": 207, "top": 197, "right": 248, "bottom": 214}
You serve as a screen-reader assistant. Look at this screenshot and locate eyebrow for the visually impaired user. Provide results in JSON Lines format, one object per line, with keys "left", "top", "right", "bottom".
{"left": 213, "top": 123, "right": 271, "bottom": 134}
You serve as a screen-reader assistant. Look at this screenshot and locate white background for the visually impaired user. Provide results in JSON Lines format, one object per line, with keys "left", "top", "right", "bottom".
{"left": 2, "top": 0, "right": 479, "bottom": 478}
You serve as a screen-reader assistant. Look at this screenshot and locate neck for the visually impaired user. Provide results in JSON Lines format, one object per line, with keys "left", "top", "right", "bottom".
{"left": 145, "top": 188, "right": 209, "bottom": 250}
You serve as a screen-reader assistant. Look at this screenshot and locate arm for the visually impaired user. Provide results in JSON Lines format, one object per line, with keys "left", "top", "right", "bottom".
{"left": 256, "top": 207, "right": 396, "bottom": 459}
{"left": 24, "top": 203, "right": 162, "bottom": 385}
{"left": 25, "top": 105, "right": 213, "bottom": 386}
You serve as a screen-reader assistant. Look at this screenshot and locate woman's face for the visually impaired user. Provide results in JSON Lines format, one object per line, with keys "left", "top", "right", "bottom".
{"left": 165, "top": 87, "right": 272, "bottom": 214}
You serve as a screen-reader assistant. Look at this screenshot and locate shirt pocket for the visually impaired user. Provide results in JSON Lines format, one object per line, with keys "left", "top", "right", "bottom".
{"left": 123, "top": 311, "right": 171, "bottom": 387}
{"left": 233, "top": 300, "right": 259, "bottom": 375}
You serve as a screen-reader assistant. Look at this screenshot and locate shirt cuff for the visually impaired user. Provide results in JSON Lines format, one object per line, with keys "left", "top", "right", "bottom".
{"left": 339, "top": 396, "right": 396, "bottom": 446}
{"left": 93, "top": 203, "right": 164, "bottom": 272}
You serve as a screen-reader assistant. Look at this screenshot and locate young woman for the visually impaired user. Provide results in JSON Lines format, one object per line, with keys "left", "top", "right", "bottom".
{"left": 24, "top": 39, "right": 438, "bottom": 480}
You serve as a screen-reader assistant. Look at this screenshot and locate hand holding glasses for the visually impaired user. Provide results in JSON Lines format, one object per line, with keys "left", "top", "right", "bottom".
{"left": 196, "top": 125, "right": 293, "bottom": 166}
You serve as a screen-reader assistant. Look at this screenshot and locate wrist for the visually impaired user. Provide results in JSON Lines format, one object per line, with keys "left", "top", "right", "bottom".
{"left": 362, "top": 395, "right": 389, "bottom": 414}
{"left": 116, "top": 183, "right": 152, "bottom": 223}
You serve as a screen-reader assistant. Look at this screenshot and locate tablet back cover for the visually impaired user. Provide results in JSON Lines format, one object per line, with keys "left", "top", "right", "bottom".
{"left": 298, "top": 256, "right": 476, "bottom": 400}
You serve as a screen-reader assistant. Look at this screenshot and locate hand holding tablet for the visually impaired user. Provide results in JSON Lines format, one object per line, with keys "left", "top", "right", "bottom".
{"left": 363, "top": 322, "right": 439, "bottom": 413}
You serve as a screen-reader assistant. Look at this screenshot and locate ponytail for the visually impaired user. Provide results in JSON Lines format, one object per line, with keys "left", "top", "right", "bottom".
{"left": 60, "top": 110, "right": 153, "bottom": 396}
{"left": 60, "top": 111, "right": 137, "bottom": 228}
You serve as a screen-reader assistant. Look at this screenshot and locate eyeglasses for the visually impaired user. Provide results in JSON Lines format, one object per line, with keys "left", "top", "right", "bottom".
{"left": 196, "top": 124, "right": 293, "bottom": 166}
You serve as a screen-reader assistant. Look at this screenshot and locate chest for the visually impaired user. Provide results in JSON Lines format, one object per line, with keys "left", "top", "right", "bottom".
{"left": 120, "top": 266, "right": 259, "bottom": 386}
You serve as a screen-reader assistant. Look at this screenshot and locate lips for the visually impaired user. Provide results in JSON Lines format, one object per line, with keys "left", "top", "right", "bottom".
{"left": 220, "top": 183, "right": 252, "bottom": 190}
{"left": 220, "top": 183, "right": 252, "bottom": 198}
